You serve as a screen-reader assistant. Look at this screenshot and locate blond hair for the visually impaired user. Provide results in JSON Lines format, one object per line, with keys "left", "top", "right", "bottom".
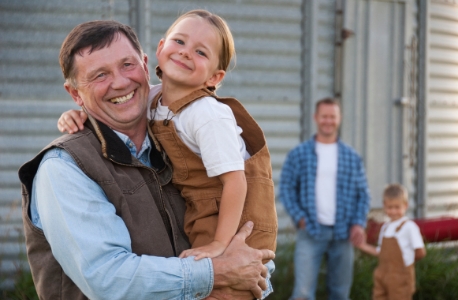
{"left": 383, "top": 184, "right": 408, "bottom": 204}
{"left": 156, "top": 9, "right": 236, "bottom": 91}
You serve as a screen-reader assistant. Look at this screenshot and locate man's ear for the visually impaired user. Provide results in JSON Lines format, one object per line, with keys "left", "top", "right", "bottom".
{"left": 156, "top": 39, "right": 165, "bottom": 59}
{"left": 64, "top": 82, "right": 84, "bottom": 107}
{"left": 205, "top": 70, "right": 226, "bottom": 89}
{"left": 142, "top": 53, "right": 150, "bottom": 81}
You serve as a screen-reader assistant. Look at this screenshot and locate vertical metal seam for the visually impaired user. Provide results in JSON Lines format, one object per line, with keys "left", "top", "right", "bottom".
{"left": 416, "top": 0, "right": 429, "bottom": 218}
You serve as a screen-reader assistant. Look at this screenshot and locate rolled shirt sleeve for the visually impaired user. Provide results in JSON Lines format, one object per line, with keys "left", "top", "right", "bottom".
{"left": 31, "top": 148, "right": 213, "bottom": 300}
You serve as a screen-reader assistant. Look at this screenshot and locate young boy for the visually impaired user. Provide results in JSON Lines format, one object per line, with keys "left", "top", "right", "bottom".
{"left": 358, "top": 184, "right": 426, "bottom": 300}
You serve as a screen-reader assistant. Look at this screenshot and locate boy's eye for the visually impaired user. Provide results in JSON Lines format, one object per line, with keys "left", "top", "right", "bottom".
{"left": 196, "top": 50, "right": 206, "bottom": 57}
{"left": 175, "top": 39, "right": 184, "bottom": 45}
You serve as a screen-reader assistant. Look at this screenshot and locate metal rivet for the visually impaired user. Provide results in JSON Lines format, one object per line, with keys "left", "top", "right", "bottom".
{"left": 163, "top": 119, "right": 169, "bottom": 126}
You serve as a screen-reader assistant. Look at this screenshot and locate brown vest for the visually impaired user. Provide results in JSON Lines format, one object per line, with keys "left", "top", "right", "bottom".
{"left": 18, "top": 118, "right": 190, "bottom": 300}
{"left": 150, "top": 89, "right": 277, "bottom": 254}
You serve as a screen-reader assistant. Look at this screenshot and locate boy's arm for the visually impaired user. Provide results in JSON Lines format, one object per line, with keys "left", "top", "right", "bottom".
{"left": 415, "top": 247, "right": 426, "bottom": 261}
{"left": 179, "top": 170, "right": 247, "bottom": 260}
{"left": 57, "top": 109, "right": 87, "bottom": 134}
{"left": 357, "top": 242, "right": 379, "bottom": 256}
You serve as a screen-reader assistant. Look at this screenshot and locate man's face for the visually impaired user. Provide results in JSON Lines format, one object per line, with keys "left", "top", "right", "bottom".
{"left": 65, "top": 33, "right": 150, "bottom": 132}
{"left": 314, "top": 103, "right": 341, "bottom": 138}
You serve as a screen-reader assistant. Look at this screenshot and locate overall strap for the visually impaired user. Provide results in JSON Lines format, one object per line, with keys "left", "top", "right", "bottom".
{"left": 395, "top": 220, "right": 409, "bottom": 232}
{"left": 150, "top": 89, "right": 215, "bottom": 114}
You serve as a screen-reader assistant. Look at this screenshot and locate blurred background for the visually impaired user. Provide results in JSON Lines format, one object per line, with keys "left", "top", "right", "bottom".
{"left": 1, "top": 0, "right": 458, "bottom": 297}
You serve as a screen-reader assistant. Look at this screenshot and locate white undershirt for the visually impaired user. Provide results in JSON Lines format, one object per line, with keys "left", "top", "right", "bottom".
{"left": 377, "top": 216, "right": 425, "bottom": 267}
{"left": 147, "top": 84, "right": 251, "bottom": 177}
{"left": 315, "top": 141, "right": 338, "bottom": 226}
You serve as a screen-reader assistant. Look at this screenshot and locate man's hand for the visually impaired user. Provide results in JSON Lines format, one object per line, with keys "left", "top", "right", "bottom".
{"left": 350, "top": 224, "right": 364, "bottom": 247}
{"left": 212, "top": 221, "right": 275, "bottom": 299}
{"left": 298, "top": 217, "right": 306, "bottom": 230}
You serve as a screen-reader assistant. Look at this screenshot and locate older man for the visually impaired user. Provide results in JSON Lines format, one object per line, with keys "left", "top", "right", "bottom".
{"left": 18, "top": 21, "right": 274, "bottom": 300}
{"left": 280, "top": 98, "right": 371, "bottom": 300}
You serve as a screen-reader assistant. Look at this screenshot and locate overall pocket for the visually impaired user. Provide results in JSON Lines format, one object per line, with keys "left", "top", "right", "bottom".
{"left": 154, "top": 132, "right": 189, "bottom": 183}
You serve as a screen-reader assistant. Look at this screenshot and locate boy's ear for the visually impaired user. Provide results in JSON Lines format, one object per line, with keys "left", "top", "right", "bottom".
{"left": 156, "top": 39, "right": 165, "bottom": 59}
{"left": 205, "top": 70, "right": 226, "bottom": 89}
{"left": 64, "top": 82, "right": 84, "bottom": 107}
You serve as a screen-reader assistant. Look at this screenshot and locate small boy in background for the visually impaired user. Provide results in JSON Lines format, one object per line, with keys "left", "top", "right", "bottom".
{"left": 358, "top": 184, "right": 426, "bottom": 300}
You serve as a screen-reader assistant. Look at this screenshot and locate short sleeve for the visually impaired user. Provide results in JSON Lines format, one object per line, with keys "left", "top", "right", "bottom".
{"left": 409, "top": 222, "right": 425, "bottom": 250}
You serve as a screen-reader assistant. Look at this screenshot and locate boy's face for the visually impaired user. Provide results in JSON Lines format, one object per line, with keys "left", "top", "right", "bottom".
{"left": 383, "top": 197, "right": 408, "bottom": 221}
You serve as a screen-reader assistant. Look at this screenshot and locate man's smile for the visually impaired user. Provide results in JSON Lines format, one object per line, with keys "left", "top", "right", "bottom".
{"left": 109, "top": 90, "right": 135, "bottom": 104}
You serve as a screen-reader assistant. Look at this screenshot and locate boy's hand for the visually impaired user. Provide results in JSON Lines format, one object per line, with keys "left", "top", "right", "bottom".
{"left": 58, "top": 109, "right": 87, "bottom": 134}
{"left": 179, "top": 240, "right": 228, "bottom": 261}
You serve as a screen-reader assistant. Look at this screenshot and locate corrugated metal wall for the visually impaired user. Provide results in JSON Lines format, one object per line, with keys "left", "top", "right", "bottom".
{"left": 0, "top": 0, "right": 304, "bottom": 285}
{"left": 425, "top": 0, "right": 458, "bottom": 217}
{"left": 144, "top": 0, "right": 303, "bottom": 237}
{"left": 340, "top": 0, "right": 418, "bottom": 208}
{"left": 302, "top": 0, "right": 336, "bottom": 139}
{"left": 0, "top": 0, "right": 129, "bottom": 288}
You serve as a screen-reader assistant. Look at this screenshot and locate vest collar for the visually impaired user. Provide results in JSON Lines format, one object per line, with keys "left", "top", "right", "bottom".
{"left": 83, "top": 107, "right": 165, "bottom": 171}
{"left": 150, "top": 88, "right": 216, "bottom": 114}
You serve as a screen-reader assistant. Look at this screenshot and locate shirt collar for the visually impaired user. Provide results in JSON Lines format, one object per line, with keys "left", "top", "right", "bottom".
{"left": 112, "top": 130, "right": 151, "bottom": 159}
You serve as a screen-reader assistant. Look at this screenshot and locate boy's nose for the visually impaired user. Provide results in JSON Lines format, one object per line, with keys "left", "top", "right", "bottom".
{"left": 179, "top": 48, "right": 190, "bottom": 58}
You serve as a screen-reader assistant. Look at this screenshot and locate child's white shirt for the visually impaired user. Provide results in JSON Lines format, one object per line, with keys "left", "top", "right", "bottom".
{"left": 147, "top": 84, "right": 251, "bottom": 177}
{"left": 377, "top": 216, "right": 425, "bottom": 266}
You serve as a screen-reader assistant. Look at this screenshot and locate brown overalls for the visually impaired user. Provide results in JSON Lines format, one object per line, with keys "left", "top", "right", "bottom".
{"left": 373, "top": 220, "right": 416, "bottom": 300}
{"left": 149, "top": 88, "right": 277, "bottom": 254}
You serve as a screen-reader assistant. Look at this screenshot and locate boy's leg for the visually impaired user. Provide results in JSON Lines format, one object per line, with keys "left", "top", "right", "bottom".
{"left": 325, "top": 237, "right": 354, "bottom": 300}
{"left": 290, "top": 228, "right": 328, "bottom": 300}
{"left": 373, "top": 267, "right": 388, "bottom": 300}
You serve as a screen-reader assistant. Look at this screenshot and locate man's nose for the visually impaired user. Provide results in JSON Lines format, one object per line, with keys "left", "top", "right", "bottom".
{"left": 111, "top": 70, "right": 130, "bottom": 89}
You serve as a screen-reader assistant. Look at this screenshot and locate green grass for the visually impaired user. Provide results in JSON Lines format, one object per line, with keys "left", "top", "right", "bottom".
{"left": 1, "top": 241, "right": 457, "bottom": 299}
{"left": 269, "top": 242, "right": 458, "bottom": 300}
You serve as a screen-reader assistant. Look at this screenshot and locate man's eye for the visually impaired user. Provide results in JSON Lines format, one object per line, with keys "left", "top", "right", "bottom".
{"left": 175, "top": 39, "right": 184, "bottom": 45}
{"left": 197, "top": 50, "right": 206, "bottom": 57}
{"left": 124, "top": 63, "right": 132, "bottom": 67}
{"left": 97, "top": 73, "right": 105, "bottom": 78}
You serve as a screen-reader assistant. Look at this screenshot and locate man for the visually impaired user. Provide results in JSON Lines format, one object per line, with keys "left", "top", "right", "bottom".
{"left": 18, "top": 21, "right": 274, "bottom": 300}
{"left": 279, "top": 98, "right": 370, "bottom": 300}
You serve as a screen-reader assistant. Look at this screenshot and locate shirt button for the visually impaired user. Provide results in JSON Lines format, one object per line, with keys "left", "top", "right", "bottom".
{"left": 129, "top": 142, "right": 133, "bottom": 148}
{"left": 195, "top": 293, "right": 201, "bottom": 297}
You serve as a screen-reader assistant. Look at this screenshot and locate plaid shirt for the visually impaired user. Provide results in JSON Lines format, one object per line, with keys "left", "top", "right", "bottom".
{"left": 279, "top": 136, "right": 371, "bottom": 240}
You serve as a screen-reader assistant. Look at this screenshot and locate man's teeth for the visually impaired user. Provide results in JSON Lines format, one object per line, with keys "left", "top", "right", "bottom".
{"left": 110, "top": 90, "right": 135, "bottom": 104}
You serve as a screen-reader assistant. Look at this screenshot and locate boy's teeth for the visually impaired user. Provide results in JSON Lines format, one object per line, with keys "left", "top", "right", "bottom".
{"left": 110, "top": 90, "right": 135, "bottom": 104}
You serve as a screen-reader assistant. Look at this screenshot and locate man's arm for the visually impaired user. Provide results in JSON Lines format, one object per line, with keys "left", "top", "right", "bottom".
{"left": 33, "top": 148, "right": 213, "bottom": 300}
{"left": 279, "top": 149, "right": 305, "bottom": 226}
{"left": 351, "top": 157, "right": 371, "bottom": 228}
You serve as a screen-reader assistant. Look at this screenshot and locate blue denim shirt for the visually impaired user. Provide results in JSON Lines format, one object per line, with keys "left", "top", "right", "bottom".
{"left": 279, "top": 137, "right": 371, "bottom": 240}
{"left": 31, "top": 130, "right": 273, "bottom": 300}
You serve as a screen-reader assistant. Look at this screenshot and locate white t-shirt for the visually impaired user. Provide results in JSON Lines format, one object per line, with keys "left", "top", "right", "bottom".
{"left": 315, "top": 141, "right": 338, "bottom": 226}
{"left": 377, "top": 216, "right": 425, "bottom": 267}
{"left": 147, "top": 85, "right": 251, "bottom": 177}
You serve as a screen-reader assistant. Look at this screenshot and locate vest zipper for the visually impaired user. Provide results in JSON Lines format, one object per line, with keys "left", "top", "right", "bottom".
{"left": 107, "top": 158, "right": 178, "bottom": 255}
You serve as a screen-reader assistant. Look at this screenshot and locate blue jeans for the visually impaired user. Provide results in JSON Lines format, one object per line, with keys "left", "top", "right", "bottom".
{"left": 291, "top": 225, "right": 354, "bottom": 300}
